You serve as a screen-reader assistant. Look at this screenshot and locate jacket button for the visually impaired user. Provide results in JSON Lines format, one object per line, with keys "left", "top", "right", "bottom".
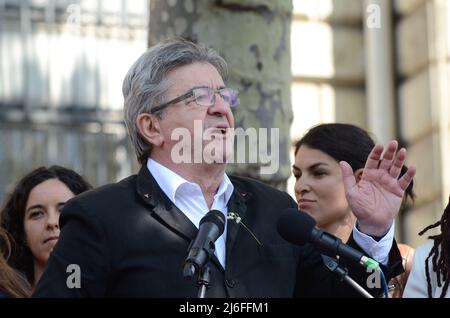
{"left": 226, "top": 279, "right": 236, "bottom": 288}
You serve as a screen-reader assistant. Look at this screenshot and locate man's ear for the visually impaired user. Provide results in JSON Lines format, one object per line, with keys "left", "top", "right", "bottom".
{"left": 136, "top": 113, "right": 164, "bottom": 147}
{"left": 354, "top": 168, "right": 364, "bottom": 183}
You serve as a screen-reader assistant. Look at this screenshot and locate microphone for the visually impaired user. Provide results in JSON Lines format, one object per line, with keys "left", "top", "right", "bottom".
{"left": 277, "top": 208, "right": 379, "bottom": 270}
{"left": 183, "top": 210, "right": 225, "bottom": 279}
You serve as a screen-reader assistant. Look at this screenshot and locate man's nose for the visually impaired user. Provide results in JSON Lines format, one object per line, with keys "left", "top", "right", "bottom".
{"left": 207, "top": 93, "right": 230, "bottom": 116}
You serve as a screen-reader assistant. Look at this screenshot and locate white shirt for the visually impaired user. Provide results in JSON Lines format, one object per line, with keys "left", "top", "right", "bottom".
{"left": 353, "top": 222, "right": 394, "bottom": 266}
{"left": 147, "top": 159, "right": 234, "bottom": 268}
{"left": 403, "top": 241, "right": 449, "bottom": 298}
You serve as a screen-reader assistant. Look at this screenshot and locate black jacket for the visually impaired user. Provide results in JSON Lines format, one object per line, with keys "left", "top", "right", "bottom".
{"left": 33, "top": 165, "right": 403, "bottom": 297}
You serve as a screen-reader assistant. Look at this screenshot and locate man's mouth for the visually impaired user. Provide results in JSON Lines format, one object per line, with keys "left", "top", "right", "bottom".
{"left": 205, "top": 125, "right": 230, "bottom": 136}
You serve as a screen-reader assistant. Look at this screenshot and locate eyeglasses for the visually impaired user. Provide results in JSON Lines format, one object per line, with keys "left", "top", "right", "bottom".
{"left": 150, "top": 86, "right": 240, "bottom": 114}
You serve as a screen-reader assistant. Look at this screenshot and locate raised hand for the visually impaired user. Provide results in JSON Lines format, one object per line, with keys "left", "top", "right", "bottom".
{"left": 340, "top": 140, "right": 416, "bottom": 237}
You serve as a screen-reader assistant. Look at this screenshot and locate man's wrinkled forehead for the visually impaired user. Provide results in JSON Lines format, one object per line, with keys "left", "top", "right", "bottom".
{"left": 164, "top": 62, "right": 225, "bottom": 91}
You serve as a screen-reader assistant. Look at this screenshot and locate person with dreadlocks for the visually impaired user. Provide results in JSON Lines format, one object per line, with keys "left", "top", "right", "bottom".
{"left": 403, "top": 196, "right": 450, "bottom": 298}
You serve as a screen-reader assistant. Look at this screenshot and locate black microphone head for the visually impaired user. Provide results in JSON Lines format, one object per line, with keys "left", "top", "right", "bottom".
{"left": 277, "top": 208, "right": 316, "bottom": 245}
{"left": 183, "top": 210, "right": 225, "bottom": 280}
{"left": 200, "top": 209, "right": 225, "bottom": 235}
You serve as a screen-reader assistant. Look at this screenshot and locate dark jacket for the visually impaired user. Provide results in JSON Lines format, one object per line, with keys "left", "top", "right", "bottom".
{"left": 33, "top": 166, "right": 403, "bottom": 297}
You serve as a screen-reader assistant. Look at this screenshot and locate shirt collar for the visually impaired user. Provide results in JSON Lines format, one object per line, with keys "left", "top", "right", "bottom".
{"left": 215, "top": 173, "right": 234, "bottom": 206}
{"left": 147, "top": 159, "right": 234, "bottom": 205}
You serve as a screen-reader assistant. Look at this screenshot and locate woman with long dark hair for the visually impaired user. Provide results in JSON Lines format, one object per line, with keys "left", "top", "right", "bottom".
{"left": 292, "top": 123, "right": 415, "bottom": 297}
{"left": 0, "top": 165, "right": 91, "bottom": 289}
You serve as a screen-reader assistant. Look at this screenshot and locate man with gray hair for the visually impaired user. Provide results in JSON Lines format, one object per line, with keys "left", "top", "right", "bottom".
{"left": 33, "top": 38, "right": 415, "bottom": 297}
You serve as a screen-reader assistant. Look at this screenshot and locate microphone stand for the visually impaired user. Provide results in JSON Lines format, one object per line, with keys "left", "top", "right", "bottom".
{"left": 197, "top": 265, "right": 211, "bottom": 298}
{"left": 321, "top": 255, "right": 373, "bottom": 298}
{"left": 183, "top": 244, "right": 216, "bottom": 298}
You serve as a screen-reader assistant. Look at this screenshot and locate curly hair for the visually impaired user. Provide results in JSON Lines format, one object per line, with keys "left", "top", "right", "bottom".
{"left": 418, "top": 196, "right": 450, "bottom": 298}
{"left": 0, "top": 166, "right": 92, "bottom": 285}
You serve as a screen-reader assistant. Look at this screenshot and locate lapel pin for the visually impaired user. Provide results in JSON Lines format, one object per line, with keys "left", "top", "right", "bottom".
{"left": 227, "top": 211, "right": 262, "bottom": 246}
